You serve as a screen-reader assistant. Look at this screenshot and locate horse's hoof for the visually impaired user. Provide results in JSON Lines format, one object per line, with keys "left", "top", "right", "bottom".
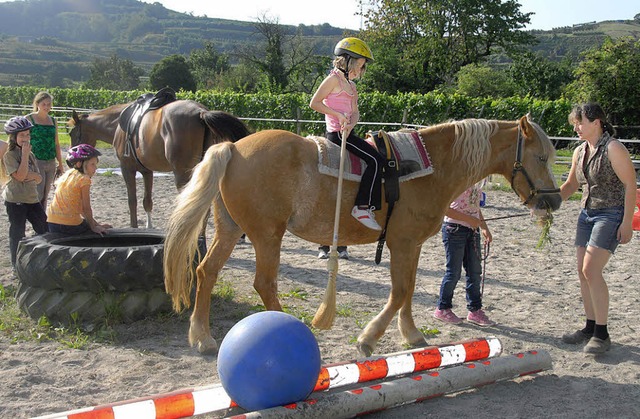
{"left": 405, "top": 335, "right": 427, "bottom": 348}
{"left": 357, "top": 342, "right": 374, "bottom": 357}
{"left": 197, "top": 339, "right": 219, "bottom": 356}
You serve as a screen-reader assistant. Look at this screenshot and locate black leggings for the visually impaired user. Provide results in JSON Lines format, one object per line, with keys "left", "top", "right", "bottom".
{"left": 326, "top": 131, "right": 384, "bottom": 210}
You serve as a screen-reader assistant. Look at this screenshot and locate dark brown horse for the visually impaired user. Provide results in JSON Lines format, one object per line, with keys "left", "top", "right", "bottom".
{"left": 163, "top": 116, "right": 562, "bottom": 356}
{"left": 68, "top": 101, "right": 250, "bottom": 227}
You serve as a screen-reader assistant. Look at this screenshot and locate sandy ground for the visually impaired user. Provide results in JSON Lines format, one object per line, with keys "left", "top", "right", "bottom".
{"left": 1, "top": 147, "right": 639, "bottom": 418}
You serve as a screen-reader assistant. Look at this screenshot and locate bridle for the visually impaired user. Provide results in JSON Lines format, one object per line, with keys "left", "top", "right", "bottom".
{"left": 70, "top": 119, "right": 81, "bottom": 146}
{"left": 510, "top": 125, "right": 560, "bottom": 206}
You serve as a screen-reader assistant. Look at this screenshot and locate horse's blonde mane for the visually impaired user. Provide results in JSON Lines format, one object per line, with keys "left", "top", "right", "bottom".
{"left": 445, "top": 118, "right": 498, "bottom": 180}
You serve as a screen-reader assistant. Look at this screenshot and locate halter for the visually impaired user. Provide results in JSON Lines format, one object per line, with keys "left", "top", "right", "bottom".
{"left": 71, "top": 119, "right": 82, "bottom": 146}
{"left": 510, "top": 125, "right": 560, "bottom": 206}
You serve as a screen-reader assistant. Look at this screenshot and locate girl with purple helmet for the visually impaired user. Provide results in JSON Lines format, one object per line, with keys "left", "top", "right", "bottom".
{"left": 47, "top": 144, "right": 112, "bottom": 235}
{"left": 1, "top": 116, "right": 48, "bottom": 267}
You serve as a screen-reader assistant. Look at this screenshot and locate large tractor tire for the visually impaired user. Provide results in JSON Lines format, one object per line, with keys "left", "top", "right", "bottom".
{"left": 15, "top": 283, "right": 172, "bottom": 325}
{"left": 15, "top": 229, "right": 165, "bottom": 293}
{"left": 14, "top": 228, "right": 171, "bottom": 325}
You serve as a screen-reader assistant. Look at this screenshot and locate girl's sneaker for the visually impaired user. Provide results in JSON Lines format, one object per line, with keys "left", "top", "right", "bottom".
{"left": 467, "top": 309, "right": 495, "bottom": 327}
{"left": 433, "top": 308, "right": 463, "bottom": 324}
{"left": 351, "top": 206, "right": 382, "bottom": 230}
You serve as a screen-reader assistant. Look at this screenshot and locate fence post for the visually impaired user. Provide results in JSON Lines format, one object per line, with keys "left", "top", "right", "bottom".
{"left": 296, "top": 107, "right": 302, "bottom": 136}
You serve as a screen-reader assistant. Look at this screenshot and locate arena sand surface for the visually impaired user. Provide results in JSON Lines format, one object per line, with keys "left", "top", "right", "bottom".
{"left": 1, "top": 148, "right": 639, "bottom": 418}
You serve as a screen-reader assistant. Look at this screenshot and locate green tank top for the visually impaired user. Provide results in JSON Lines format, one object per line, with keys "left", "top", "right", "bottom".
{"left": 28, "top": 115, "right": 57, "bottom": 160}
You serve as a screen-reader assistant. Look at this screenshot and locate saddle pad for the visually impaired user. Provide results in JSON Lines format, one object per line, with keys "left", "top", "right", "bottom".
{"left": 312, "top": 130, "right": 433, "bottom": 182}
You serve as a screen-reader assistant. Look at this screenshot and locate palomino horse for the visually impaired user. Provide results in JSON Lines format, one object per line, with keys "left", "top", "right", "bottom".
{"left": 163, "top": 116, "right": 562, "bottom": 356}
{"left": 68, "top": 101, "right": 250, "bottom": 227}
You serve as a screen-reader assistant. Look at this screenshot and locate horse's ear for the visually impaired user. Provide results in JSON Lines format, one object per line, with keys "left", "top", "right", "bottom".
{"left": 72, "top": 110, "right": 80, "bottom": 124}
{"left": 519, "top": 115, "right": 535, "bottom": 139}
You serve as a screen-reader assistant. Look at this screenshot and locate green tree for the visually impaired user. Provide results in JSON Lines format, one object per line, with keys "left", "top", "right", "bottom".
{"left": 214, "top": 63, "right": 262, "bottom": 93}
{"left": 508, "top": 52, "right": 573, "bottom": 100}
{"left": 84, "top": 54, "right": 144, "bottom": 90}
{"left": 566, "top": 37, "right": 640, "bottom": 125}
{"left": 188, "top": 42, "right": 230, "bottom": 90}
{"left": 359, "top": 0, "right": 536, "bottom": 93}
{"left": 235, "top": 15, "right": 326, "bottom": 93}
{"left": 149, "top": 54, "right": 196, "bottom": 92}
{"left": 455, "top": 64, "right": 515, "bottom": 98}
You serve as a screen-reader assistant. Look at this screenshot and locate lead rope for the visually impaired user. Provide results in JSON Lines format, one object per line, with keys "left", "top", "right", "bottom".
{"left": 471, "top": 229, "right": 490, "bottom": 297}
{"left": 481, "top": 241, "right": 490, "bottom": 297}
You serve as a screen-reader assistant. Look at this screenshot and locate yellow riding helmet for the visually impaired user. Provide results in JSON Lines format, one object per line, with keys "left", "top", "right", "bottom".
{"left": 334, "top": 37, "right": 374, "bottom": 61}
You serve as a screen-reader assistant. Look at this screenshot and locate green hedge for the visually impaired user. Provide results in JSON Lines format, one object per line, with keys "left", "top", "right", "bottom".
{"left": 0, "top": 86, "right": 574, "bottom": 137}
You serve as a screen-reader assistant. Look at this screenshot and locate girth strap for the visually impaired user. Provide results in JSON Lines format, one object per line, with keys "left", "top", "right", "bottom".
{"left": 369, "top": 130, "right": 400, "bottom": 265}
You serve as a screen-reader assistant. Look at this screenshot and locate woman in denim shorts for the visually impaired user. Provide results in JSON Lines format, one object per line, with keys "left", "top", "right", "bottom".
{"left": 559, "top": 103, "right": 636, "bottom": 355}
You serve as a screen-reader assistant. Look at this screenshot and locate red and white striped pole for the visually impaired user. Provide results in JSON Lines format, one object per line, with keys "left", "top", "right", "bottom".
{"left": 315, "top": 336, "right": 501, "bottom": 390}
{"left": 233, "top": 349, "right": 553, "bottom": 419}
{"left": 33, "top": 337, "right": 501, "bottom": 419}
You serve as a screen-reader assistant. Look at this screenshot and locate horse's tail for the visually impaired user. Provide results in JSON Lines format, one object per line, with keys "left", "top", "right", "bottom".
{"left": 200, "top": 110, "right": 251, "bottom": 147}
{"left": 164, "top": 142, "right": 234, "bottom": 312}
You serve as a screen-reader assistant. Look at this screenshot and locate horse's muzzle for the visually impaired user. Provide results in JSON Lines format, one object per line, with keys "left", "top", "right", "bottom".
{"left": 535, "top": 192, "right": 562, "bottom": 211}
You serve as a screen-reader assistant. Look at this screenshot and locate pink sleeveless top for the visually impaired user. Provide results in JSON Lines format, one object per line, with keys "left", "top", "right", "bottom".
{"left": 323, "top": 69, "right": 356, "bottom": 133}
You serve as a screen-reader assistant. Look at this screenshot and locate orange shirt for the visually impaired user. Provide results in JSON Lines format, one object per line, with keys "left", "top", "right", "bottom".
{"left": 47, "top": 169, "right": 91, "bottom": 226}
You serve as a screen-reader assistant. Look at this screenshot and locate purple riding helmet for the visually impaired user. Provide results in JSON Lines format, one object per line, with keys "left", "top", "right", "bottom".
{"left": 66, "top": 143, "right": 101, "bottom": 167}
{"left": 4, "top": 116, "right": 33, "bottom": 134}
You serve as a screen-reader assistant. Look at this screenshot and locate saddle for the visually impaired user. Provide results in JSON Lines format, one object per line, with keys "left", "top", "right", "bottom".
{"left": 118, "top": 87, "right": 177, "bottom": 162}
{"left": 312, "top": 129, "right": 433, "bottom": 263}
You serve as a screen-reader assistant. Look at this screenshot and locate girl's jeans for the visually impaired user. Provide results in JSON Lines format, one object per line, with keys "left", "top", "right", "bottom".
{"left": 436, "top": 222, "right": 483, "bottom": 312}
{"left": 5, "top": 201, "right": 48, "bottom": 266}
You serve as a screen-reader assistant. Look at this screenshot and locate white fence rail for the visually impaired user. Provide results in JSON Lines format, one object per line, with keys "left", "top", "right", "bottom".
{"left": 1, "top": 103, "right": 639, "bottom": 146}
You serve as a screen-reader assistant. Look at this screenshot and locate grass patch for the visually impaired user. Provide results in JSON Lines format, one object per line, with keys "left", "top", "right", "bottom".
{"left": 336, "top": 304, "right": 354, "bottom": 318}
{"left": 98, "top": 169, "right": 116, "bottom": 177}
{"left": 282, "top": 305, "right": 314, "bottom": 326}
{"left": 419, "top": 326, "right": 441, "bottom": 337}
{"left": 0, "top": 284, "right": 97, "bottom": 349}
{"left": 279, "top": 287, "right": 308, "bottom": 300}
{"left": 213, "top": 279, "right": 236, "bottom": 301}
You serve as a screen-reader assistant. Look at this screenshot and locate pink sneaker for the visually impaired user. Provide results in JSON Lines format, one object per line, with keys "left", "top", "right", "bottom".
{"left": 466, "top": 309, "right": 495, "bottom": 327}
{"left": 433, "top": 308, "right": 463, "bottom": 324}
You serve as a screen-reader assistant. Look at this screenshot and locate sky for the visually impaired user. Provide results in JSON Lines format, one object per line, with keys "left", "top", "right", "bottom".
{"left": 0, "top": 0, "right": 636, "bottom": 30}
{"left": 141, "top": 0, "right": 638, "bottom": 31}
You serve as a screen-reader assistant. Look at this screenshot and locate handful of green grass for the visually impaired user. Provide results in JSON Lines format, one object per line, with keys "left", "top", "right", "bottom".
{"left": 535, "top": 209, "right": 553, "bottom": 249}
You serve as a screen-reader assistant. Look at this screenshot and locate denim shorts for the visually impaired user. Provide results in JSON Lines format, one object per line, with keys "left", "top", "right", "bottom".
{"left": 575, "top": 206, "right": 623, "bottom": 253}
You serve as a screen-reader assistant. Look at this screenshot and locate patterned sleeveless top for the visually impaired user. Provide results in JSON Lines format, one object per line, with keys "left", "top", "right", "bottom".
{"left": 444, "top": 180, "right": 485, "bottom": 228}
{"left": 28, "top": 115, "right": 57, "bottom": 161}
{"left": 575, "top": 132, "right": 625, "bottom": 209}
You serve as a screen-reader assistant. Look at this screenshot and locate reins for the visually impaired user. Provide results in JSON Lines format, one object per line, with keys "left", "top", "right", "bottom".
{"left": 483, "top": 212, "right": 530, "bottom": 222}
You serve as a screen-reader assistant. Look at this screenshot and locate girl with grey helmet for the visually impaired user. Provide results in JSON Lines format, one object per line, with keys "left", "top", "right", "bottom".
{"left": 4, "top": 115, "right": 34, "bottom": 134}
{"left": 2, "top": 115, "right": 48, "bottom": 267}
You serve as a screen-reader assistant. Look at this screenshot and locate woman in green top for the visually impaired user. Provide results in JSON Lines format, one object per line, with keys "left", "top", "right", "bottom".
{"left": 26, "top": 91, "right": 64, "bottom": 209}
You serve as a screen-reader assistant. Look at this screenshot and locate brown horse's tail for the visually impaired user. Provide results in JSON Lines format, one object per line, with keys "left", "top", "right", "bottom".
{"left": 164, "top": 142, "right": 234, "bottom": 312}
{"left": 200, "top": 110, "right": 251, "bottom": 149}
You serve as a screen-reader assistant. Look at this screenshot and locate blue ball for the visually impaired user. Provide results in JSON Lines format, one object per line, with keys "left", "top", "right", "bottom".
{"left": 217, "top": 311, "right": 321, "bottom": 411}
